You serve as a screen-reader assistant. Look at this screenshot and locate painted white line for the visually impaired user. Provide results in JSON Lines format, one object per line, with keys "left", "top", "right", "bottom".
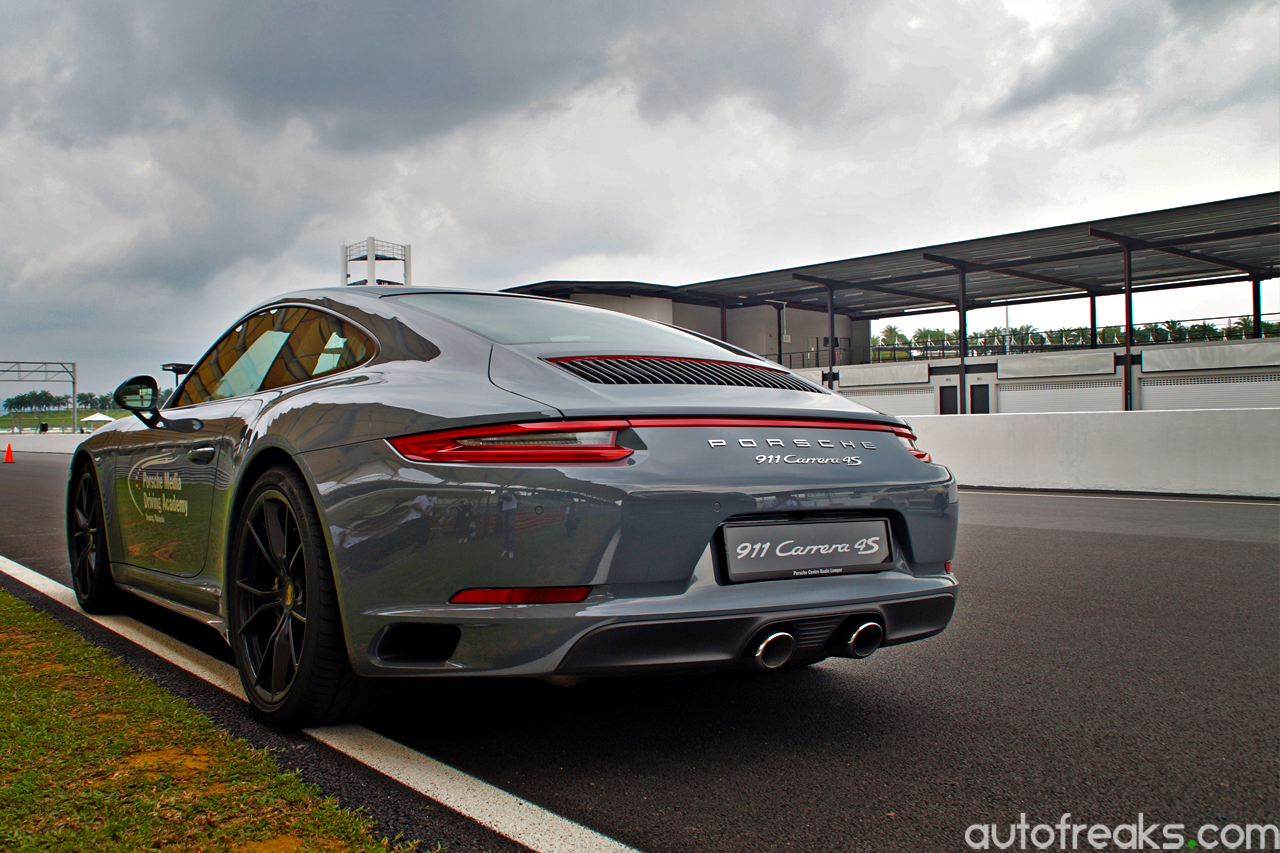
{"left": 0, "top": 554, "right": 641, "bottom": 853}
{"left": 308, "top": 725, "right": 639, "bottom": 853}
{"left": 962, "top": 491, "right": 1277, "bottom": 506}
{"left": 0, "top": 556, "right": 243, "bottom": 696}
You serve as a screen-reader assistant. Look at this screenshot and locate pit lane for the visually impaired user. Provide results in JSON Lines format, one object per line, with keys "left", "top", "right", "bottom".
{"left": 2, "top": 451, "right": 1276, "bottom": 853}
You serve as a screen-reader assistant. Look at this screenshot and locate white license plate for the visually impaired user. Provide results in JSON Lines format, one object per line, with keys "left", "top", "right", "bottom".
{"left": 722, "top": 519, "right": 891, "bottom": 582}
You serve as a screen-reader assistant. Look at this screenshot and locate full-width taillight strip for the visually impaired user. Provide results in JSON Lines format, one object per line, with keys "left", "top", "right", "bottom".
{"left": 387, "top": 417, "right": 918, "bottom": 465}
{"left": 625, "top": 417, "right": 915, "bottom": 438}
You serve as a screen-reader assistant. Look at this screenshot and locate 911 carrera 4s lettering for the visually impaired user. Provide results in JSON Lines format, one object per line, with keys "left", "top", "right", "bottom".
{"left": 776, "top": 537, "right": 879, "bottom": 556}
{"left": 754, "top": 454, "right": 862, "bottom": 465}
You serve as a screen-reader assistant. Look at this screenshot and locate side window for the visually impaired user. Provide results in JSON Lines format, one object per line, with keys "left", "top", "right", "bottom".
{"left": 259, "top": 308, "right": 374, "bottom": 392}
{"left": 174, "top": 308, "right": 302, "bottom": 407}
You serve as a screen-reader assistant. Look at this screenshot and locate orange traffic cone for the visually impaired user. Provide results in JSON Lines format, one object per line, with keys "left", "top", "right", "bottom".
{"left": 3, "top": 444, "right": 12, "bottom": 463}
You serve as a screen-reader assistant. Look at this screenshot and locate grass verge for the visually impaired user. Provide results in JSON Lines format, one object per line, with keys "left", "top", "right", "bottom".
{"left": 1, "top": 409, "right": 129, "bottom": 432}
{"left": 0, "top": 588, "right": 420, "bottom": 853}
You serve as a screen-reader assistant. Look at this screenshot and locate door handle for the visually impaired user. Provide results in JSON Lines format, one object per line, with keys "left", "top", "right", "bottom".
{"left": 187, "top": 445, "right": 216, "bottom": 464}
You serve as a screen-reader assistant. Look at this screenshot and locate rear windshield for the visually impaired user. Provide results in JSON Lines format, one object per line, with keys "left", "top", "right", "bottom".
{"left": 391, "top": 292, "right": 731, "bottom": 355}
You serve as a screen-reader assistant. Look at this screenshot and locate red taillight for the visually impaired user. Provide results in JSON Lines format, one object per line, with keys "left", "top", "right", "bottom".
{"left": 388, "top": 420, "right": 633, "bottom": 464}
{"left": 388, "top": 417, "right": 919, "bottom": 465}
{"left": 449, "top": 586, "right": 593, "bottom": 604}
{"left": 944, "top": 561, "right": 952, "bottom": 574}
{"left": 891, "top": 426, "right": 931, "bottom": 463}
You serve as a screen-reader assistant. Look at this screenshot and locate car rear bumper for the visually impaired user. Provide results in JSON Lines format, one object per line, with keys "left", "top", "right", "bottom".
{"left": 350, "top": 549, "right": 958, "bottom": 677}
{"left": 554, "top": 590, "right": 956, "bottom": 675}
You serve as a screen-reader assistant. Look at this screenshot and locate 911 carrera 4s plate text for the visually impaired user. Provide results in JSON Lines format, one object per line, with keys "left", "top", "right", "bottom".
{"left": 723, "top": 519, "right": 891, "bottom": 582}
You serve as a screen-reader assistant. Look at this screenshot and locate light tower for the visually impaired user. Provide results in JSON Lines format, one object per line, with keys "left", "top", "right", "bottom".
{"left": 341, "top": 238, "right": 411, "bottom": 286}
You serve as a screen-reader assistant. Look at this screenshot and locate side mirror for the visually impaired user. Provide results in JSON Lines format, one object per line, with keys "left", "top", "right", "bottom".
{"left": 114, "top": 375, "right": 160, "bottom": 413}
{"left": 112, "top": 375, "right": 202, "bottom": 432}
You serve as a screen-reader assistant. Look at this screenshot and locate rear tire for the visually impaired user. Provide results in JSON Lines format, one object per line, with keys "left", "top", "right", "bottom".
{"left": 68, "top": 465, "right": 119, "bottom": 614}
{"left": 227, "top": 465, "right": 374, "bottom": 726}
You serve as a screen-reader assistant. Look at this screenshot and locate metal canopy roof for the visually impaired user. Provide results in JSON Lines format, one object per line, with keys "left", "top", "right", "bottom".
{"left": 505, "top": 279, "right": 726, "bottom": 308}
{"left": 510, "top": 193, "right": 1278, "bottom": 320}
{"left": 681, "top": 192, "right": 1279, "bottom": 320}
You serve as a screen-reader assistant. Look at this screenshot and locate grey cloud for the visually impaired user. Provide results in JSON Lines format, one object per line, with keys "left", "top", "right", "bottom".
{"left": 0, "top": 0, "right": 872, "bottom": 299}
{"left": 997, "top": 1, "right": 1171, "bottom": 113}
{"left": 610, "top": 3, "right": 857, "bottom": 127}
{"left": 1167, "top": 0, "right": 1269, "bottom": 25}
{"left": 4, "top": 1, "right": 869, "bottom": 152}
{"left": 996, "top": 0, "right": 1274, "bottom": 114}
{"left": 450, "top": 201, "right": 654, "bottom": 285}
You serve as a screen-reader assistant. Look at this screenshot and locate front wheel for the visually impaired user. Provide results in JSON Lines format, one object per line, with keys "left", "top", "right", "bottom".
{"left": 227, "top": 465, "right": 373, "bottom": 726}
{"left": 68, "top": 465, "right": 119, "bottom": 614}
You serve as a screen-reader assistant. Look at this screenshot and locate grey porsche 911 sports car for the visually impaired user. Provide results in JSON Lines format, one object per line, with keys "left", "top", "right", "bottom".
{"left": 68, "top": 286, "right": 957, "bottom": 725}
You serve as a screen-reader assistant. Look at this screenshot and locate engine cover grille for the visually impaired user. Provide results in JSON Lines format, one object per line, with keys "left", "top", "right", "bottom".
{"left": 548, "top": 356, "right": 822, "bottom": 392}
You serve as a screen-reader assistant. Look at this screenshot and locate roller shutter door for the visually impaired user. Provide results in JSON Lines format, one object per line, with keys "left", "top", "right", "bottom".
{"left": 1139, "top": 374, "right": 1280, "bottom": 410}
{"left": 840, "top": 387, "right": 936, "bottom": 416}
{"left": 996, "top": 379, "right": 1122, "bottom": 413}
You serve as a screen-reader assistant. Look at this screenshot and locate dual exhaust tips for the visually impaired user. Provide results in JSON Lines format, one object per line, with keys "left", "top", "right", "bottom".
{"left": 751, "top": 620, "right": 883, "bottom": 670}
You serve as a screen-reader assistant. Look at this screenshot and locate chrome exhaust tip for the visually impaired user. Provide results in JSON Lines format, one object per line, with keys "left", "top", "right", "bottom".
{"left": 752, "top": 631, "right": 796, "bottom": 670}
{"left": 845, "top": 622, "right": 884, "bottom": 659}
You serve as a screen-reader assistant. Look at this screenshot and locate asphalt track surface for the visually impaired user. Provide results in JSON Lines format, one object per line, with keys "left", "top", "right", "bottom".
{"left": 1, "top": 451, "right": 1277, "bottom": 852}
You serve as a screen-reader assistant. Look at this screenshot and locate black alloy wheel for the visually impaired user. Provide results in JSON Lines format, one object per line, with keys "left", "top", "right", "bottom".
{"left": 68, "top": 466, "right": 119, "bottom": 613}
{"left": 229, "top": 465, "right": 372, "bottom": 726}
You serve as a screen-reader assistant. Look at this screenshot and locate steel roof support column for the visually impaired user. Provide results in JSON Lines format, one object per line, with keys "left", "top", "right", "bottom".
{"left": 825, "top": 284, "right": 837, "bottom": 389}
{"left": 1089, "top": 228, "right": 1139, "bottom": 411}
{"left": 1090, "top": 297, "right": 1097, "bottom": 349}
{"left": 719, "top": 300, "right": 728, "bottom": 342}
{"left": 1252, "top": 278, "right": 1263, "bottom": 339}
{"left": 1123, "top": 245, "right": 1133, "bottom": 412}
{"left": 366, "top": 237, "right": 377, "bottom": 287}
{"left": 957, "top": 270, "right": 968, "bottom": 414}
{"left": 775, "top": 304, "right": 784, "bottom": 364}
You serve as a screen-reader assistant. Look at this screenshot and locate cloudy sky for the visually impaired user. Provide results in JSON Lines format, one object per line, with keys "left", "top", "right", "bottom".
{"left": 1, "top": 0, "right": 1277, "bottom": 394}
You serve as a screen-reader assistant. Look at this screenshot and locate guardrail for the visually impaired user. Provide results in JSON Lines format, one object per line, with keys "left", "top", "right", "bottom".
{"left": 871, "top": 312, "right": 1279, "bottom": 362}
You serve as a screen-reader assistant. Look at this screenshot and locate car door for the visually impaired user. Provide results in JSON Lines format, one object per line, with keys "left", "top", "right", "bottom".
{"left": 112, "top": 307, "right": 300, "bottom": 576}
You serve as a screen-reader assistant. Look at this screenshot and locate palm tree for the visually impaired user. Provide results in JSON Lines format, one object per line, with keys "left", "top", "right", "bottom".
{"left": 1188, "top": 322, "right": 1219, "bottom": 341}
{"left": 978, "top": 326, "right": 1005, "bottom": 351}
{"left": 1141, "top": 323, "right": 1167, "bottom": 343}
{"left": 878, "top": 325, "right": 906, "bottom": 346}
{"left": 4, "top": 392, "right": 32, "bottom": 432}
{"left": 1162, "top": 320, "right": 1188, "bottom": 343}
{"left": 1228, "top": 317, "right": 1253, "bottom": 339}
{"left": 874, "top": 325, "right": 908, "bottom": 360}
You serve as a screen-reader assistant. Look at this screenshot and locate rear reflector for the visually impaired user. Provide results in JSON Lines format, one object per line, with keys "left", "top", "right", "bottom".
{"left": 449, "top": 586, "right": 593, "bottom": 604}
{"left": 944, "top": 561, "right": 952, "bottom": 574}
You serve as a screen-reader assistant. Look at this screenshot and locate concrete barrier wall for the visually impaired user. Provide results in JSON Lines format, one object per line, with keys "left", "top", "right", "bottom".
{"left": 1, "top": 433, "right": 86, "bottom": 454}
{"left": 906, "top": 408, "right": 1280, "bottom": 497}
